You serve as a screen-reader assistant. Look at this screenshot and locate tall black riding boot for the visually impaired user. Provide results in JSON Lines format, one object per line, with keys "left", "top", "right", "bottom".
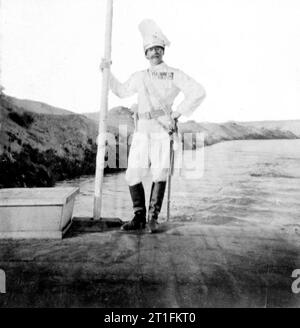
{"left": 148, "top": 181, "right": 167, "bottom": 233}
{"left": 121, "top": 182, "right": 146, "bottom": 231}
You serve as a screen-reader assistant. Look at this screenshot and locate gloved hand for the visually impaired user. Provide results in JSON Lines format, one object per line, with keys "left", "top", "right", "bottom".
{"left": 99, "top": 58, "right": 112, "bottom": 72}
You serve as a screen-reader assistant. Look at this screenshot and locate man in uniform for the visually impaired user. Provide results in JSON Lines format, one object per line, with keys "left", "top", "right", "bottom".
{"left": 102, "top": 19, "right": 206, "bottom": 232}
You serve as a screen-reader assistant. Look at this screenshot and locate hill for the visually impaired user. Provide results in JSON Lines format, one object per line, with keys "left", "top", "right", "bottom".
{"left": 238, "top": 120, "right": 300, "bottom": 137}
{"left": 1, "top": 92, "right": 299, "bottom": 188}
{"left": 84, "top": 110, "right": 300, "bottom": 148}
{"left": 179, "top": 120, "right": 299, "bottom": 148}
{"left": 85, "top": 107, "right": 135, "bottom": 136}
{"left": 0, "top": 94, "right": 129, "bottom": 188}
{"left": 4, "top": 95, "right": 74, "bottom": 115}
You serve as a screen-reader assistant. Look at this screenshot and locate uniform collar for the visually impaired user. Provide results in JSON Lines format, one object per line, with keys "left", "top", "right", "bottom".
{"left": 148, "top": 62, "right": 167, "bottom": 71}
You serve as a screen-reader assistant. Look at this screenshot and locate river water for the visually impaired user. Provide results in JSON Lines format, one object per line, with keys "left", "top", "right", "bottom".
{"left": 57, "top": 139, "right": 300, "bottom": 230}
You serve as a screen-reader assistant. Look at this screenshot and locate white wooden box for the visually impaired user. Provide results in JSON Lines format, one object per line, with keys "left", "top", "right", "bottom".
{"left": 0, "top": 187, "right": 79, "bottom": 239}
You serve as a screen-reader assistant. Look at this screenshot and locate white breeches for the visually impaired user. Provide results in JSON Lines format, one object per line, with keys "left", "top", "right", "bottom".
{"left": 125, "top": 119, "right": 171, "bottom": 186}
{"left": 125, "top": 132, "right": 171, "bottom": 186}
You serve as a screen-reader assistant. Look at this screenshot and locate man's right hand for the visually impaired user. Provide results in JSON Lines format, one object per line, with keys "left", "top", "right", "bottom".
{"left": 99, "top": 58, "right": 112, "bottom": 72}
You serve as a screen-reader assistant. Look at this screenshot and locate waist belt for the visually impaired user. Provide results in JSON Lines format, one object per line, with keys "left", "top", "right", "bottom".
{"left": 137, "top": 109, "right": 166, "bottom": 120}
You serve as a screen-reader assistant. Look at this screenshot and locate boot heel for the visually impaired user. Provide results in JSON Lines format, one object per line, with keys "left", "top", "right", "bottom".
{"left": 149, "top": 218, "right": 159, "bottom": 233}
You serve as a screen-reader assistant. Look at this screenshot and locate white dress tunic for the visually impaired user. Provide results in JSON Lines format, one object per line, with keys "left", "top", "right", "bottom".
{"left": 110, "top": 62, "right": 206, "bottom": 185}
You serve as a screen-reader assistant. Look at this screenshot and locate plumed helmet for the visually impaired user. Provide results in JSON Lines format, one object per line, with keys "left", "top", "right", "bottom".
{"left": 138, "top": 19, "right": 170, "bottom": 53}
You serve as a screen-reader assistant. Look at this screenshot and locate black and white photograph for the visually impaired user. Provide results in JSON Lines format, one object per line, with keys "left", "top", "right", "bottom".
{"left": 0, "top": 0, "right": 300, "bottom": 310}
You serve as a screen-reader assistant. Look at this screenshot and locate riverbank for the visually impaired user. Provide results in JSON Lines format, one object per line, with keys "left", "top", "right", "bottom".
{"left": 1, "top": 92, "right": 300, "bottom": 188}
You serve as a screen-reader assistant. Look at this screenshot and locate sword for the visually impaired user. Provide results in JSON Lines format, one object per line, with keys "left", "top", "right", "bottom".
{"left": 167, "top": 118, "right": 178, "bottom": 222}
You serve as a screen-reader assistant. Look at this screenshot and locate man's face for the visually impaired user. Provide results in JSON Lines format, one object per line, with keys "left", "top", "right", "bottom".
{"left": 145, "top": 46, "right": 164, "bottom": 66}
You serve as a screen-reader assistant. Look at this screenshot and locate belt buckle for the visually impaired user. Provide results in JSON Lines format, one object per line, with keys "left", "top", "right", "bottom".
{"left": 145, "top": 112, "right": 152, "bottom": 120}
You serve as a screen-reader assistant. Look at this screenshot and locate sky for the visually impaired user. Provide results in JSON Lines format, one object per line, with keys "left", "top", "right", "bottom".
{"left": 0, "top": 0, "right": 300, "bottom": 123}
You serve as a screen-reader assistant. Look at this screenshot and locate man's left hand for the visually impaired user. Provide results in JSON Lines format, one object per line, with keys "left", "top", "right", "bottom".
{"left": 99, "top": 58, "right": 112, "bottom": 72}
{"left": 168, "top": 112, "right": 180, "bottom": 135}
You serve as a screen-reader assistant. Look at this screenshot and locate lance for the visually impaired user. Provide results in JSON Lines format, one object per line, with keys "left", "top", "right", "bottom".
{"left": 93, "top": 0, "right": 113, "bottom": 220}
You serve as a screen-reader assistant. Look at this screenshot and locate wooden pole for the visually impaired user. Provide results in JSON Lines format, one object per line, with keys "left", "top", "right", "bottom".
{"left": 93, "top": 0, "right": 113, "bottom": 220}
